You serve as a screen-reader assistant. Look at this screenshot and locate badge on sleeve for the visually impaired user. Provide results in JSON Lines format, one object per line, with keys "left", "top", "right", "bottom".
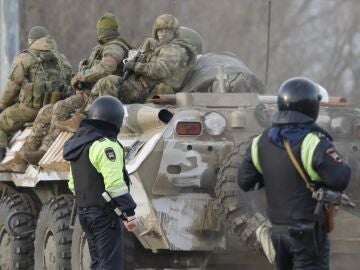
{"left": 326, "top": 148, "right": 342, "bottom": 163}
{"left": 105, "top": 147, "right": 116, "bottom": 161}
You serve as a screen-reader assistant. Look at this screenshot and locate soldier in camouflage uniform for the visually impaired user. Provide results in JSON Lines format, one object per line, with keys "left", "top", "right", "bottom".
{"left": 0, "top": 26, "right": 72, "bottom": 163}
{"left": 92, "top": 13, "right": 197, "bottom": 104}
{"left": 17, "top": 13, "right": 131, "bottom": 165}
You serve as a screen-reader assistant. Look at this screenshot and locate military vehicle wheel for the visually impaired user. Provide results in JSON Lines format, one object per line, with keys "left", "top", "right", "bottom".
{"left": 0, "top": 194, "right": 38, "bottom": 269}
{"left": 215, "top": 139, "right": 267, "bottom": 250}
{"left": 34, "top": 195, "right": 73, "bottom": 269}
{"left": 71, "top": 216, "right": 136, "bottom": 270}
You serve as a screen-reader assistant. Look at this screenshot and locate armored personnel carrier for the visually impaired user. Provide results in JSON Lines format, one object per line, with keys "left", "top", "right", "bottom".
{"left": 0, "top": 52, "right": 359, "bottom": 269}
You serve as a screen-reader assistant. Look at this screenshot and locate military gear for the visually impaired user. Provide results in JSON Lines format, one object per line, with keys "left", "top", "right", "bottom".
{"left": 181, "top": 53, "right": 266, "bottom": 93}
{"left": 54, "top": 112, "right": 85, "bottom": 133}
{"left": 28, "top": 26, "right": 48, "bottom": 40}
{"left": 278, "top": 77, "right": 321, "bottom": 121}
{"left": 92, "top": 74, "right": 148, "bottom": 104}
{"left": 0, "top": 36, "right": 71, "bottom": 148}
{"left": 96, "top": 13, "right": 119, "bottom": 40}
{"left": 0, "top": 103, "right": 39, "bottom": 147}
{"left": 88, "top": 96, "right": 124, "bottom": 129}
{"left": 75, "top": 39, "right": 129, "bottom": 83}
{"left": 180, "top": 26, "right": 203, "bottom": 54}
{"left": 152, "top": 14, "right": 180, "bottom": 40}
{"left": 134, "top": 38, "right": 197, "bottom": 92}
{"left": 0, "top": 147, "right": 5, "bottom": 162}
{"left": 251, "top": 132, "right": 323, "bottom": 224}
{"left": 19, "top": 34, "right": 130, "bottom": 156}
{"left": 41, "top": 94, "right": 89, "bottom": 151}
{"left": 0, "top": 36, "right": 72, "bottom": 110}
{"left": 123, "top": 56, "right": 136, "bottom": 71}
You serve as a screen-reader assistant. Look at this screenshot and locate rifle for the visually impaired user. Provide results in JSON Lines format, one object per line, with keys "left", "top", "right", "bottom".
{"left": 122, "top": 50, "right": 144, "bottom": 81}
{"left": 312, "top": 188, "right": 356, "bottom": 215}
{"left": 74, "top": 81, "right": 94, "bottom": 90}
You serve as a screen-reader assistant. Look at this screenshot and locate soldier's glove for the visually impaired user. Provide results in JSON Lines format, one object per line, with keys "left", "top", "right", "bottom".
{"left": 123, "top": 215, "right": 137, "bottom": 232}
{"left": 123, "top": 58, "right": 136, "bottom": 72}
{"left": 71, "top": 75, "right": 80, "bottom": 89}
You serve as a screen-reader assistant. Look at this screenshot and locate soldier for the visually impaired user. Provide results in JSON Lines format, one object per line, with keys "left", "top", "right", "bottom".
{"left": 16, "top": 13, "right": 131, "bottom": 166}
{"left": 0, "top": 26, "right": 72, "bottom": 163}
{"left": 237, "top": 77, "right": 351, "bottom": 270}
{"left": 92, "top": 13, "right": 197, "bottom": 103}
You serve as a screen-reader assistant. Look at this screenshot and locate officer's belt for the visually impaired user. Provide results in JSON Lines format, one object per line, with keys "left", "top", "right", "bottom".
{"left": 271, "top": 224, "right": 289, "bottom": 232}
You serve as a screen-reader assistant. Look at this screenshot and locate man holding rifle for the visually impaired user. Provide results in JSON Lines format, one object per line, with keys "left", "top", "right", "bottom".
{"left": 237, "top": 77, "right": 351, "bottom": 270}
{"left": 92, "top": 13, "right": 197, "bottom": 104}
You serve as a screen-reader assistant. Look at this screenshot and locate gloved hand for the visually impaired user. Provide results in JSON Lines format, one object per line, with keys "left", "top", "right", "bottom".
{"left": 123, "top": 58, "right": 136, "bottom": 72}
{"left": 71, "top": 75, "right": 80, "bottom": 89}
{"left": 123, "top": 215, "right": 137, "bottom": 232}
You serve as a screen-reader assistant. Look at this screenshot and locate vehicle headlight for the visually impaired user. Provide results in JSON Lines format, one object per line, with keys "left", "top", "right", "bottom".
{"left": 203, "top": 112, "right": 227, "bottom": 135}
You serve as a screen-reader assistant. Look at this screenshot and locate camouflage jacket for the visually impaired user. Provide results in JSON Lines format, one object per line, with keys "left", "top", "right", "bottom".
{"left": 0, "top": 36, "right": 72, "bottom": 109}
{"left": 76, "top": 37, "right": 130, "bottom": 83}
{"left": 134, "top": 38, "right": 197, "bottom": 91}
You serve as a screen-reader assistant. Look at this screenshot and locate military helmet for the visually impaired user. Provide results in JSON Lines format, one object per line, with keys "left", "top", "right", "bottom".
{"left": 88, "top": 96, "right": 124, "bottom": 129}
{"left": 96, "top": 12, "right": 119, "bottom": 40}
{"left": 277, "top": 77, "right": 321, "bottom": 120}
{"left": 152, "top": 14, "right": 180, "bottom": 40}
{"left": 28, "top": 26, "right": 48, "bottom": 40}
{"left": 180, "top": 26, "right": 203, "bottom": 54}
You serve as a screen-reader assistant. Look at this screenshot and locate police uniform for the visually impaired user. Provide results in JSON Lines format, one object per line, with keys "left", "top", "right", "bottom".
{"left": 64, "top": 96, "right": 136, "bottom": 270}
{"left": 237, "top": 77, "right": 351, "bottom": 270}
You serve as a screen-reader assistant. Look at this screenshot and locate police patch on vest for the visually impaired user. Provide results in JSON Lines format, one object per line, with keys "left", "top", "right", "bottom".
{"left": 105, "top": 147, "right": 116, "bottom": 161}
{"left": 326, "top": 148, "right": 342, "bottom": 163}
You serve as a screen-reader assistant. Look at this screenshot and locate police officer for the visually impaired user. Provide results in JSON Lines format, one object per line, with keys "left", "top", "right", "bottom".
{"left": 63, "top": 96, "right": 137, "bottom": 270}
{"left": 237, "top": 77, "right": 351, "bottom": 270}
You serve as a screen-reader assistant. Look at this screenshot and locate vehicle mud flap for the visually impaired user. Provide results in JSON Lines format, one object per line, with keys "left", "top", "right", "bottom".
{"left": 215, "top": 139, "right": 269, "bottom": 251}
{"left": 0, "top": 193, "right": 39, "bottom": 269}
{"left": 34, "top": 195, "right": 73, "bottom": 269}
{"left": 71, "top": 216, "right": 136, "bottom": 270}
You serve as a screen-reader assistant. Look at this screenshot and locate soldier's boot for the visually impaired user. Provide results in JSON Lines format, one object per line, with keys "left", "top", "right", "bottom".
{"left": 0, "top": 147, "right": 6, "bottom": 162}
{"left": 54, "top": 113, "right": 85, "bottom": 133}
{"left": 17, "top": 149, "right": 46, "bottom": 165}
{"left": 0, "top": 151, "right": 27, "bottom": 173}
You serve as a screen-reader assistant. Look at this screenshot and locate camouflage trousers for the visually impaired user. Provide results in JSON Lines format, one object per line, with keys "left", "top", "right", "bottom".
{"left": 23, "top": 93, "right": 88, "bottom": 152}
{"left": 22, "top": 74, "right": 127, "bottom": 152}
{"left": 0, "top": 103, "right": 38, "bottom": 147}
{"left": 92, "top": 75, "right": 151, "bottom": 104}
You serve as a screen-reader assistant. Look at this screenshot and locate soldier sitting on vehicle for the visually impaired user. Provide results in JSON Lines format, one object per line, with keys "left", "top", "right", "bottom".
{"left": 10, "top": 13, "right": 132, "bottom": 169}
{"left": 92, "top": 13, "right": 198, "bottom": 104}
{"left": 0, "top": 26, "right": 72, "bottom": 165}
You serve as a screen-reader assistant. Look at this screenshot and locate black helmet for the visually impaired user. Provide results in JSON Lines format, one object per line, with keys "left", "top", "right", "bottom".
{"left": 277, "top": 77, "right": 321, "bottom": 120}
{"left": 88, "top": 96, "right": 124, "bottom": 129}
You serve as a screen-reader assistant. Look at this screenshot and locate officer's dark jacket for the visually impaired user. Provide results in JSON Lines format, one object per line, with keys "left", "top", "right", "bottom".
{"left": 237, "top": 111, "right": 351, "bottom": 225}
{"left": 63, "top": 119, "right": 136, "bottom": 215}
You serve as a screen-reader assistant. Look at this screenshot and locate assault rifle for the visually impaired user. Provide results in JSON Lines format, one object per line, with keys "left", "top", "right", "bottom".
{"left": 74, "top": 81, "right": 94, "bottom": 90}
{"left": 312, "top": 188, "right": 356, "bottom": 215}
{"left": 122, "top": 50, "right": 145, "bottom": 80}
